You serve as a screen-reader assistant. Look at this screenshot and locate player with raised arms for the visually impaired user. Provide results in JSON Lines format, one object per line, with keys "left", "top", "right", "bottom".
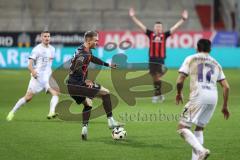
{"left": 129, "top": 7, "right": 188, "bottom": 103}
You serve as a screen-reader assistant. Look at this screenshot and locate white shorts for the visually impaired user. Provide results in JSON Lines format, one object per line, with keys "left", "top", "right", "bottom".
{"left": 179, "top": 96, "right": 217, "bottom": 128}
{"left": 27, "top": 76, "right": 50, "bottom": 94}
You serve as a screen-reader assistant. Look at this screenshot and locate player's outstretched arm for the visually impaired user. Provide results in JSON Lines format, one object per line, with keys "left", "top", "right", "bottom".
{"left": 91, "top": 56, "right": 117, "bottom": 69}
{"left": 170, "top": 10, "right": 188, "bottom": 34}
{"left": 28, "top": 59, "right": 37, "bottom": 78}
{"left": 129, "top": 8, "right": 147, "bottom": 32}
{"left": 219, "top": 79, "right": 230, "bottom": 119}
{"left": 176, "top": 73, "right": 187, "bottom": 105}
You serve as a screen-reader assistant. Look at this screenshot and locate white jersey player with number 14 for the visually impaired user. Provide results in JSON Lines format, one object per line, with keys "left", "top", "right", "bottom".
{"left": 175, "top": 39, "right": 230, "bottom": 160}
{"left": 7, "top": 31, "right": 59, "bottom": 121}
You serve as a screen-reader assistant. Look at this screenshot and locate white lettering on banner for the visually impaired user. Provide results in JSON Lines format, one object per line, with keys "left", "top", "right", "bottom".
{"left": 7, "top": 49, "right": 18, "bottom": 65}
{"left": 0, "top": 52, "right": 6, "bottom": 67}
{"left": 121, "top": 32, "right": 135, "bottom": 46}
{"left": 103, "top": 32, "right": 207, "bottom": 48}
{"left": 135, "top": 34, "right": 148, "bottom": 48}
{"left": 0, "top": 36, "right": 13, "bottom": 47}
{"left": 166, "top": 35, "right": 178, "bottom": 48}
{"left": 179, "top": 34, "right": 192, "bottom": 48}
{"left": 167, "top": 33, "right": 204, "bottom": 48}
{"left": 55, "top": 48, "right": 61, "bottom": 62}
{"left": 193, "top": 34, "right": 203, "bottom": 48}
{"left": 105, "top": 34, "right": 120, "bottom": 44}
{"left": 20, "top": 52, "right": 29, "bottom": 67}
{"left": 104, "top": 32, "right": 149, "bottom": 48}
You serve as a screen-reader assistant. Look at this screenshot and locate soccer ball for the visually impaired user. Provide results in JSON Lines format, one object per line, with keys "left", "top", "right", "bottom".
{"left": 112, "top": 127, "right": 127, "bottom": 140}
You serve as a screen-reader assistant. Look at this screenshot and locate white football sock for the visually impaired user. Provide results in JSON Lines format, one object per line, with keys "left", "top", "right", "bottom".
{"left": 11, "top": 97, "right": 26, "bottom": 113}
{"left": 192, "top": 131, "right": 204, "bottom": 160}
{"left": 178, "top": 128, "right": 205, "bottom": 153}
{"left": 49, "top": 96, "right": 59, "bottom": 114}
{"left": 108, "top": 116, "right": 116, "bottom": 125}
{"left": 81, "top": 125, "right": 88, "bottom": 135}
{"left": 108, "top": 116, "right": 113, "bottom": 122}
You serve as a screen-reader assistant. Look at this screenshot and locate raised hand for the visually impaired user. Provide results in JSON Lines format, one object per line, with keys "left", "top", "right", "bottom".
{"left": 129, "top": 8, "right": 135, "bottom": 17}
{"left": 110, "top": 63, "right": 117, "bottom": 69}
{"left": 182, "top": 10, "right": 188, "bottom": 20}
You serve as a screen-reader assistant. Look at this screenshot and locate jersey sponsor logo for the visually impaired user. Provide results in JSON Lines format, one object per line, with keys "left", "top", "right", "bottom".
{"left": 77, "top": 56, "right": 84, "bottom": 62}
{"left": 152, "top": 36, "right": 163, "bottom": 43}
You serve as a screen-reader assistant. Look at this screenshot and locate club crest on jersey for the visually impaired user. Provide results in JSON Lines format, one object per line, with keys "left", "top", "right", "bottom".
{"left": 77, "top": 56, "right": 85, "bottom": 62}
{"left": 153, "top": 34, "right": 163, "bottom": 42}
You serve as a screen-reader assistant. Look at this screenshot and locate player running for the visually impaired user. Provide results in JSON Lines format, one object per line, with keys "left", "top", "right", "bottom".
{"left": 176, "top": 39, "right": 230, "bottom": 160}
{"left": 67, "top": 31, "right": 123, "bottom": 140}
{"left": 129, "top": 8, "right": 188, "bottom": 103}
{"left": 6, "top": 30, "right": 59, "bottom": 121}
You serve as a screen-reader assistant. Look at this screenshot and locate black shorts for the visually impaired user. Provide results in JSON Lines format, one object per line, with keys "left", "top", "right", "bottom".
{"left": 67, "top": 79, "right": 101, "bottom": 104}
{"left": 149, "top": 58, "right": 165, "bottom": 75}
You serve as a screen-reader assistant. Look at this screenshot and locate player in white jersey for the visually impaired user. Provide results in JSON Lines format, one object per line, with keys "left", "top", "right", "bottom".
{"left": 175, "top": 39, "right": 230, "bottom": 160}
{"left": 6, "top": 30, "right": 59, "bottom": 121}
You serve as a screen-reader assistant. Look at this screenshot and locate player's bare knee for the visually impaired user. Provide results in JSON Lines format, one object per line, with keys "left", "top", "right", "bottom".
{"left": 49, "top": 88, "right": 59, "bottom": 96}
{"left": 99, "top": 86, "right": 110, "bottom": 96}
{"left": 53, "top": 91, "right": 59, "bottom": 96}
{"left": 83, "top": 98, "right": 92, "bottom": 107}
{"left": 177, "top": 124, "right": 190, "bottom": 136}
{"left": 177, "top": 128, "right": 189, "bottom": 139}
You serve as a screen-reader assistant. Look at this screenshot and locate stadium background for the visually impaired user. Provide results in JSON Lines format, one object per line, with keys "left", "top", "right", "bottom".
{"left": 0, "top": 0, "right": 240, "bottom": 160}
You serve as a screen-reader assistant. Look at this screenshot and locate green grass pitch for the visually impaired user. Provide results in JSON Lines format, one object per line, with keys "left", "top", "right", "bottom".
{"left": 0, "top": 69, "right": 239, "bottom": 160}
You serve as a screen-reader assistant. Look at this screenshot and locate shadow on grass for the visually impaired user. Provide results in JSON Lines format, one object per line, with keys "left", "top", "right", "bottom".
{"left": 91, "top": 135, "right": 179, "bottom": 150}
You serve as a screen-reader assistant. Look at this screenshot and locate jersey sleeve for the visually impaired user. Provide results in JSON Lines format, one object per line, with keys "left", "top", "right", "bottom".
{"left": 91, "top": 55, "right": 109, "bottom": 67}
{"left": 178, "top": 56, "right": 191, "bottom": 76}
{"left": 145, "top": 29, "right": 153, "bottom": 38}
{"left": 217, "top": 67, "right": 226, "bottom": 82}
{"left": 29, "top": 48, "right": 38, "bottom": 60}
{"left": 164, "top": 31, "right": 171, "bottom": 39}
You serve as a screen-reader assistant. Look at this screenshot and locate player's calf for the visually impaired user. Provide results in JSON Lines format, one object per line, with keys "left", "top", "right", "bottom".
{"left": 6, "top": 96, "right": 29, "bottom": 121}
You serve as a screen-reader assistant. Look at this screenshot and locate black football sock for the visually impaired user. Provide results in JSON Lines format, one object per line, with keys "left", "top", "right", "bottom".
{"left": 82, "top": 106, "right": 92, "bottom": 126}
{"left": 154, "top": 80, "right": 162, "bottom": 96}
{"left": 102, "top": 94, "right": 113, "bottom": 118}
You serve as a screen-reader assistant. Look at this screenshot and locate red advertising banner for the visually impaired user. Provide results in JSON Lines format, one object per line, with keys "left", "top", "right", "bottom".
{"left": 99, "top": 31, "right": 234, "bottom": 48}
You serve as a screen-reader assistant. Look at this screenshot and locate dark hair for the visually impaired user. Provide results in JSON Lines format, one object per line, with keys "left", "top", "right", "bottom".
{"left": 155, "top": 21, "right": 162, "bottom": 24}
{"left": 84, "top": 31, "right": 98, "bottom": 41}
{"left": 197, "top": 39, "right": 211, "bottom": 52}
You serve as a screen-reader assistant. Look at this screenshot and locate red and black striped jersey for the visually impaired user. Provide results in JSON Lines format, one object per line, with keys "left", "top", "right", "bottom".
{"left": 146, "top": 29, "right": 171, "bottom": 59}
{"left": 68, "top": 43, "right": 109, "bottom": 84}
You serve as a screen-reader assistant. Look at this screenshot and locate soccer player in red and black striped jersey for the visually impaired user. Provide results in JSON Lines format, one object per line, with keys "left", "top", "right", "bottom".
{"left": 67, "top": 31, "right": 124, "bottom": 140}
{"left": 129, "top": 8, "right": 188, "bottom": 103}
